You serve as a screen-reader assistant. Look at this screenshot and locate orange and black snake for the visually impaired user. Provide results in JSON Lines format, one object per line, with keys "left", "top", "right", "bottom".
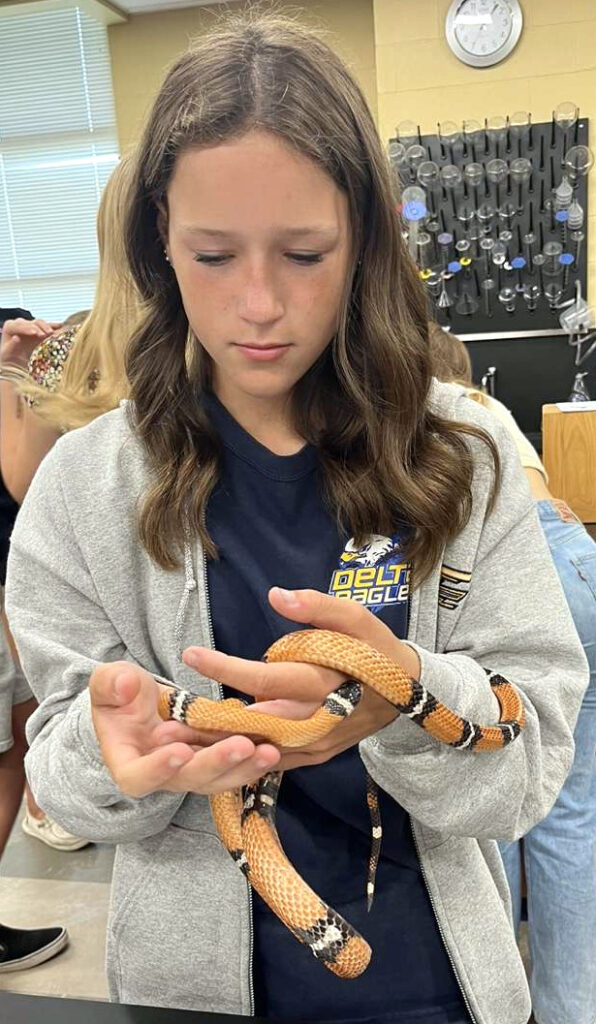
{"left": 158, "top": 629, "right": 525, "bottom": 979}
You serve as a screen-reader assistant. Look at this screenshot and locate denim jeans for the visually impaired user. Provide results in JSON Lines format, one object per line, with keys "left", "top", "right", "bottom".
{"left": 500, "top": 500, "right": 596, "bottom": 1024}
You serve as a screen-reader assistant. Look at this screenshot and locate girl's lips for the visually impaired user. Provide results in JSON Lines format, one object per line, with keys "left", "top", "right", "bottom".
{"left": 235, "top": 344, "right": 291, "bottom": 362}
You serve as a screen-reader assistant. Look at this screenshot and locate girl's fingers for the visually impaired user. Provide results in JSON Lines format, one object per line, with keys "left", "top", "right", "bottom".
{"left": 113, "top": 735, "right": 281, "bottom": 798}
{"left": 174, "top": 737, "right": 281, "bottom": 794}
{"left": 90, "top": 664, "right": 144, "bottom": 710}
{"left": 247, "top": 698, "right": 319, "bottom": 719}
{"left": 34, "top": 319, "right": 59, "bottom": 335}
{"left": 183, "top": 647, "right": 333, "bottom": 703}
{"left": 112, "top": 741, "right": 197, "bottom": 797}
{"left": 151, "top": 719, "right": 234, "bottom": 747}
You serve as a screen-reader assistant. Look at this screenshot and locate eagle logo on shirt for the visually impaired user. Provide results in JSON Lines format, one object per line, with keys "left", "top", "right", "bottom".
{"left": 329, "top": 534, "right": 410, "bottom": 615}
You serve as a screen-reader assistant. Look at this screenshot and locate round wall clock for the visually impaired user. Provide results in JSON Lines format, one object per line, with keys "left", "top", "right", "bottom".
{"left": 445, "top": 0, "right": 524, "bottom": 68}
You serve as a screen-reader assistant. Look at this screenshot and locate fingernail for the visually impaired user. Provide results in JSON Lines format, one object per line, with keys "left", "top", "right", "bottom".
{"left": 256, "top": 758, "right": 272, "bottom": 769}
{"left": 169, "top": 757, "right": 187, "bottom": 769}
{"left": 114, "top": 673, "right": 128, "bottom": 699}
{"left": 228, "top": 751, "right": 247, "bottom": 764}
{"left": 273, "top": 587, "right": 300, "bottom": 607}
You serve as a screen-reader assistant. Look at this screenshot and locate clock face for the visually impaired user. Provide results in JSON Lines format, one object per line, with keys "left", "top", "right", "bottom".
{"left": 446, "top": 0, "right": 523, "bottom": 68}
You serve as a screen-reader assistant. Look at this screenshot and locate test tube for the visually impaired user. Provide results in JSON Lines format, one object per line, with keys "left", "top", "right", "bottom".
{"left": 509, "top": 157, "right": 532, "bottom": 213}
{"left": 480, "top": 236, "right": 495, "bottom": 276}
{"left": 559, "top": 252, "right": 574, "bottom": 291}
{"left": 396, "top": 120, "right": 418, "bottom": 148}
{"left": 511, "top": 256, "right": 527, "bottom": 292}
{"left": 477, "top": 202, "right": 495, "bottom": 235}
{"left": 440, "top": 164, "right": 462, "bottom": 218}
{"left": 416, "top": 231, "right": 433, "bottom": 270}
{"left": 509, "top": 111, "right": 531, "bottom": 156}
{"left": 462, "top": 119, "right": 483, "bottom": 162}
{"left": 571, "top": 230, "right": 585, "bottom": 269}
{"left": 417, "top": 161, "right": 441, "bottom": 216}
{"left": 439, "top": 121, "right": 461, "bottom": 165}
{"left": 543, "top": 240, "right": 563, "bottom": 277}
{"left": 487, "top": 115, "right": 508, "bottom": 159}
{"left": 554, "top": 103, "right": 579, "bottom": 165}
{"left": 486, "top": 158, "right": 509, "bottom": 211}
{"left": 467, "top": 223, "right": 483, "bottom": 259}
{"left": 522, "top": 284, "right": 541, "bottom": 313}
{"left": 438, "top": 232, "right": 454, "bottom": 269}
{"left": 401, "top": 185, "right": 427, "bottom": 260}
{"left": 464, "top": 162, "right": 484, "bottom": 209}
{"left": 406, "top": 144, "right": 427, "bottom": 183}
{"left": 523, "top": 232, "right": 536, "bottom": 275}
{"left": 387, "top": 141, "right": 407, "bottom": 185}
{"left": 533, "top": 253, "right": 546, "bottom": 293}
{"left": 482, "top": 277, "right": 496, "bottom": 317}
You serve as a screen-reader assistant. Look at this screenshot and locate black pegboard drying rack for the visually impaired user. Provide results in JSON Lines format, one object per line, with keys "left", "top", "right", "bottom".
{"left": 388, "top": 116, "right": 589, "bottom": 340}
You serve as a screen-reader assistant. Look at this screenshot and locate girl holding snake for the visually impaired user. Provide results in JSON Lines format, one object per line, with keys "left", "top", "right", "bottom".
{"left": 5, "top": 12, "right": 588, "bottom": 1024}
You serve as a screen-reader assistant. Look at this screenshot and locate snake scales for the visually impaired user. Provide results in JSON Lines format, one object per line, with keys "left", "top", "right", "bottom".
{"left": 157, "top": 629, "right": 525, "bottom": 978}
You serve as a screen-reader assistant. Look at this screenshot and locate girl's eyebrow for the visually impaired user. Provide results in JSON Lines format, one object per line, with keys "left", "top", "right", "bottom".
{"left": 181, "top": 225, "right": 339, "bottom": 241}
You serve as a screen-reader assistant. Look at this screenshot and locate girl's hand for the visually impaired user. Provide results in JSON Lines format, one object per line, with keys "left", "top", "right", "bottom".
{"left": 89, "top": 661, "right": 280, "bottom": 798}
{"left": 179, "top": 588, "right": 421, "bottom": 771}
{"left": 0, "top": 318, "right": 63, "bottom": 369}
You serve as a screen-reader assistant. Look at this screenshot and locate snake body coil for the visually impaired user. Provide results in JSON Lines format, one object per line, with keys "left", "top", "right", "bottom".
{"left": 158, "top": 629, "right": 525, "bottom": 978}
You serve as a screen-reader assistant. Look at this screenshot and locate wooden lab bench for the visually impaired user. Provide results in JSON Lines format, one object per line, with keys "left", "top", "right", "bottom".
{"left": 542, "top": 404, "right": 596, "bottom": 523}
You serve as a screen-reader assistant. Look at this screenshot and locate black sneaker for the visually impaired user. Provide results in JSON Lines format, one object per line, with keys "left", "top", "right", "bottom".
{"left": 0, "top": 923, "right": 69, "bottom": 972}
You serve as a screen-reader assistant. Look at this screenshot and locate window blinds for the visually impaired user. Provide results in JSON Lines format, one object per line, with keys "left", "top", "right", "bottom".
{"left": 0, "top": 6, "right": 119, "bottom": 321}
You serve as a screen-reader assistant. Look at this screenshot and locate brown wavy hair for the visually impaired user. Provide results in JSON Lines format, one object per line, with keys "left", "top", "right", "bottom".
{"left": 124, "top": 10, "right": 499, "bottom": 582}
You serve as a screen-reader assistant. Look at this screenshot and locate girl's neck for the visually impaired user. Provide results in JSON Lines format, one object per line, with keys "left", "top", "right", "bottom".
{"left": 213, "top": 384, "right": 306, "bottom": 456}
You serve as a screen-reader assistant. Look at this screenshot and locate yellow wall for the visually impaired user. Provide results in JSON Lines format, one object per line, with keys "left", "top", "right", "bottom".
{"left": 108, "top": 0, "right": 377, "bottom": 155}
{"left": 373, "top": 0, "right": 596, "bottom": 290}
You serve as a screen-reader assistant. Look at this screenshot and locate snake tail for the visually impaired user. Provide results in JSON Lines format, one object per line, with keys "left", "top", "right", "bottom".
{"left": 240, "top": 773, "right": 372, "bottom": 978}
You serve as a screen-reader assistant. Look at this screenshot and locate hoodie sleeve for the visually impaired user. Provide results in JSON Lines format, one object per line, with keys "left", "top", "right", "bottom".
{"left": 5, "top": 444, "right": 186, "bottom": 844}
{"left": 359, "top": 403, "right": 589, "bottom": 841}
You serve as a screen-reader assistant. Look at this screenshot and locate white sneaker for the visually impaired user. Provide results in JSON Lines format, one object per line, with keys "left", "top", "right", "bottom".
{"left": 22, "top": 812, "right": 91, "bottom": 852}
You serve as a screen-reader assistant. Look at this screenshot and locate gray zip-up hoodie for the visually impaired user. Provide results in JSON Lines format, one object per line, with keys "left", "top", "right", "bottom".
{"left": 5, "top": 381, "right": 588, "bottom": 1024}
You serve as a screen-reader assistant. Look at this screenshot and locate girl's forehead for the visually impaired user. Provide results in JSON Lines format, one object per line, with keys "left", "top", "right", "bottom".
{"left": 166, "top": 133, "right": 350, "bottom": 234}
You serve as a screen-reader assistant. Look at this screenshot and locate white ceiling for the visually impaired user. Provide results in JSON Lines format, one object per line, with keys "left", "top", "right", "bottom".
{"left": 113, "top": 0, "right": 227, "bottom": 11}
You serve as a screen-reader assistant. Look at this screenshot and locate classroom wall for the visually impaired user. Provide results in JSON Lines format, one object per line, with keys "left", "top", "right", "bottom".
{"left": 108, "top": 0, "right": 377, "bottom": 155}
{"left": 373, "top": 0, "right": 596, "bottom": 293}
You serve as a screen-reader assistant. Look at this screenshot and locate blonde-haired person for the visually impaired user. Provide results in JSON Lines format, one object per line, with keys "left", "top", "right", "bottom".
{"left": 0, "top": 157, "right": 141, "bottom": 853}
{"left": 428, "top": 321, "right": 596, "bottom": 1024}
{"left": 4, "top": 13, "right": 588, "bottom": 1023}
{"left": 0, "top": 153, "right": 140, "bottom": 503}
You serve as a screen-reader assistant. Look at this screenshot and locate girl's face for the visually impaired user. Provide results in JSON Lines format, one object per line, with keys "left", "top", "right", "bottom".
{"left": 165, "top": 130, "right": 352, "bottom": 418}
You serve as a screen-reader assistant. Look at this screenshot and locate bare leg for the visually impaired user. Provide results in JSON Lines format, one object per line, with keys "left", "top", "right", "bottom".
{"left": 0, "top": 697, "right": 36, "bottom": 858}
{"left": 0, "top": 607, "right": 44, "bottom": 853}
{"left": 24, "top": 780, "right": 44, "bottom": 820}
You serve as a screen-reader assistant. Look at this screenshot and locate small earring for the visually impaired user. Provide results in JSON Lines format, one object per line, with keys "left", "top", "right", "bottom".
{"left": 164, "top": 249, "right": 171, "bottom": 264}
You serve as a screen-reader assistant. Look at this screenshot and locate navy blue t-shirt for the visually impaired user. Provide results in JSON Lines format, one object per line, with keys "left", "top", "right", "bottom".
{"left": 202, "top": 392, "right": 468, "bottom": 1024}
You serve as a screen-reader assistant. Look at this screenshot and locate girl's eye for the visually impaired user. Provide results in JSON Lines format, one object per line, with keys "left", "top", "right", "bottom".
{"left": 193, "top": 253, "right": 324, "bottom": 266}
{"left": 193, "top": 254, "right": 231, "bottom": 265}
{"left": 287, "top": 253, "right": 324, "bottom": 265}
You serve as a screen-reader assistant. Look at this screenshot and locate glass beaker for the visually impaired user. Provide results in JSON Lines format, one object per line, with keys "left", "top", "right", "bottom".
{"left": 439, "top": 120, "right": 461, "bottom": 163}
{"left": 396, "top": 120, "right": 418, "bottom": 147}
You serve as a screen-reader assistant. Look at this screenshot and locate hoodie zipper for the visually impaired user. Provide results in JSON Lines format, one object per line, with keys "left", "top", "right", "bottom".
{"left": 409, "top": 819, "right": 477, "bottom": 1024}
{"left": 405, "top": 564, "right": 476, "bottom": 1024}
{"left": 200, "top": 544, "right": 255, "bottom": 1017}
